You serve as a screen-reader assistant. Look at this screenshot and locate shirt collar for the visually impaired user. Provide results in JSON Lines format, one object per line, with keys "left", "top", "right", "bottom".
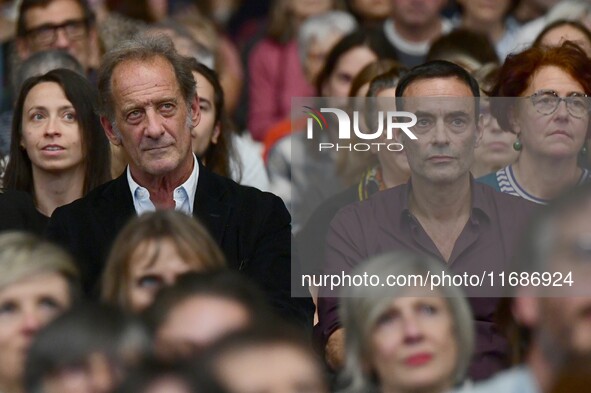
{"left": 181, "top": 154, "right": 199, "bottom": 211}
{"left": 126, "top": 154, "right": 200, "bottom": 214}
{"left": 400, "top": 176, "right": 491, "bottom": 225}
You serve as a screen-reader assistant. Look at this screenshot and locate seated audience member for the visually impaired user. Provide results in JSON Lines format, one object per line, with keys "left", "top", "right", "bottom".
{"left": 24, "top": 303, "right": 150, "bottom": 393}
{"left": 470, "top": 64, "right": 519, "bottom": 178}
{"left": 263, "top": 11, "right": 357, "bottom": 181}
{"left": 146, "top": 22, "right": 215, "bottom": 69}
{"left": 188, "top": 60, "right": 269, "bottom": 191}
{"left": 531, "top": 20, "right": 591, "bottom": 171}
{"left": 45, "top": 35, "right": 312, "bottom": 327}
{"left": 266, "top": 29, "right": 388, "bottom": 232}
{"left": 113, "top": 357, "right": 229, "bottom": 393}
{"left": 532, "top": 19, "right": 591, "bottom": 56}
{"left": 15, "top": 0, "right": 99, "bottom": 74}
{"left": 0, "top": 232, "right": 79, "bottom": 393}
{"left": 376, "top": 0, "right": 452, "bottom": 68}
{"left": 337, "top": 59, "right": 404, "bottom": 185}
{"left": 317, "top": 60, "right": 537, "bottom": 380}
{"left": 346, "top": 0, "right": 391, "bottom": 27}
{"left": 102, "top": 0, "right": 167, "bottom": 23}
{"left": 172, "top": 9, "right": 244, "bottom": 116}
{"left": 454, "top": 183, "right": 591, "bottom": 393}
{"left": 338, "top": 251, "right": 474, "bottom": 393}
{"left": 297, "top": 66, "right": 408, "bottom": 294}
{"left": 143, "top": 271, "right": 273, "bottom": 359}
{"left": 0, "top": 50, "right": 85, "bottom": 159}
{"left": 0, "top": 69, "right": 111, "bottom": 235}
{"left": 101, "top": 210, "right": 226, "bottom": 312}
{"left": 261, "top": 10, "right": 357, "bottom": 152}
{"left": 426, "top": 29, "right": 499, "bottom": 73}
{"left": 247, "top": 0, "right": 335, "bottom": 141}
{"left": 512, "top": 0, "right": 591, "bottom": 53}
{"left": 200, "top": 326, "right": 329, "bottom": 393}
{"left": 298, "top": 11, "right": 358, "bottom": 88}
{"left": 453, "top": 0, "right": 519, "bottom": 60}
{"left": 480, "top": 42, "right": 591, "bottom": 204}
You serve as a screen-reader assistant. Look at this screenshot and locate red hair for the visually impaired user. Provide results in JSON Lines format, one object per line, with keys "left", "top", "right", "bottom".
{"left": 490, "top": 42, "right": 591, "bottom": 132}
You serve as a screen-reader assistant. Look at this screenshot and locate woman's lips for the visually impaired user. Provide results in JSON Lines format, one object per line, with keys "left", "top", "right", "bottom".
{"left": 486, "top": 142, "right": 509, "bottom": 151}
{"left": 404, "top": 352, "right": 433, "bottom": 367}
{"left": 548, "top": 130, "right": 572, "bottom": 139}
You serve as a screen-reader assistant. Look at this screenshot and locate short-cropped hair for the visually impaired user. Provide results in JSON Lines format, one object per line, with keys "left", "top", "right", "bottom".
{"left": 396, "top": 59, "right": 481, "bottom": 98}
{"left": 395, "top": 60, "right": 480, "bottom": 120}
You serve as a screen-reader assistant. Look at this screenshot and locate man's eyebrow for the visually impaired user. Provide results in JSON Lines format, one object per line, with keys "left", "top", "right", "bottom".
{"left": 121, "top": 97, "right": 178, "bottom": 113}
{"left": 155, "top": 97, "right": 179, "bottom": 106}
{"left": 414, "top": 111, "right": 436, "bottom": 118}
{"left": 27, "top": 18, "right": 85, "bottom": 31}
{"left": 121, "top": 104, "right": 141, "bottom": 114}
{"left": 445, "top": 110, "right": 471, "bottom": 118}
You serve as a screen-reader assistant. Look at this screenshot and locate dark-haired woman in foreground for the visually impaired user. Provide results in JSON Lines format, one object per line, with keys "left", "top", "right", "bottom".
{"left": 0, "top": 69, "right": 110, "bottom": 233}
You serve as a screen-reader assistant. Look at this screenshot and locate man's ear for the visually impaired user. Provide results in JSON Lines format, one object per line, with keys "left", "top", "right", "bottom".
{"left": 211, "top": 122, "right": 221, "bottom": 145}
{"left": 190, "top": 95, "right": 200, "bottom": 129}
{"left": 16, "top": 37, "right": 30, "bottom": 61}
{"left": 101, "top": 116, "right": 121, "bottom": 146}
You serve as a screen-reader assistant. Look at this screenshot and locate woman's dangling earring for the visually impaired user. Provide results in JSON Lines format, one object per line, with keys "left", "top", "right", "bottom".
{"left": 513, "top": 137, "right": 522, "bottom": 151}
{"left": 581, "top": 145, "right": 588, "bottom": 156}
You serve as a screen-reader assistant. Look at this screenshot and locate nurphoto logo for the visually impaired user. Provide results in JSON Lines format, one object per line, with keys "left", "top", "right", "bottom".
{"left": 304, "top": 106, "right": 418, "bottom": 152}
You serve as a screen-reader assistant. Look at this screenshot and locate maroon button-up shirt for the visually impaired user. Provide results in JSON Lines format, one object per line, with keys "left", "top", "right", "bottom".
{"left": 316, "top": 179, "right": 537, "bottom": 380}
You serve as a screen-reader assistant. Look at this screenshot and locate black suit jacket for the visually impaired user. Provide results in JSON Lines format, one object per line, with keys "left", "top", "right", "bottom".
{"left": 46, "top": 162, "right": 313, "bottom": 327}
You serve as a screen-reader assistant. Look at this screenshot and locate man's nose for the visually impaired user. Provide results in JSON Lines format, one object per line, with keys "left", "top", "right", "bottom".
{"left": 53, "top": 27, "right": 71, "bottom": 49}
{"left": 432, "top": 119, "right": 450, "bottom": 145}
{"left": 145, "top": 109, "right": 165, "bottom": 138}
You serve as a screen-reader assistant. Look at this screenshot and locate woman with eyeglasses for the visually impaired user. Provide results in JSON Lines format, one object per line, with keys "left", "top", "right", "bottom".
{"left": 478, "top": 42, "right": 591, "bottom": 204}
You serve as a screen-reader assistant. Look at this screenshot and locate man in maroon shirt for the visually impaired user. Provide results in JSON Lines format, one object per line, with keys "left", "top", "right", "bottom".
{"left": 315, "top": 60, "right": 537, "bottom": 380}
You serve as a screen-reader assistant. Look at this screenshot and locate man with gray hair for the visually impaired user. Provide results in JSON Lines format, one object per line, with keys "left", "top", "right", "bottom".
{"left": 46, "top": 34, "right": 312, "bottom": 327}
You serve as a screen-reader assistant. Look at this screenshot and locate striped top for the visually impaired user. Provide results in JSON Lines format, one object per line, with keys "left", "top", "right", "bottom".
{"left": 477, "top": 164, "right": 591, "bottom": 205}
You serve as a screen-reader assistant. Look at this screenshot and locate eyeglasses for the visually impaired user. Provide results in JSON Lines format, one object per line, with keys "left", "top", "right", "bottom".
{"left": 25, "top": 19, "right": 88, "bottom": 47}
{"left": 529, "top": 89, "right": 590, "bottom": 119}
